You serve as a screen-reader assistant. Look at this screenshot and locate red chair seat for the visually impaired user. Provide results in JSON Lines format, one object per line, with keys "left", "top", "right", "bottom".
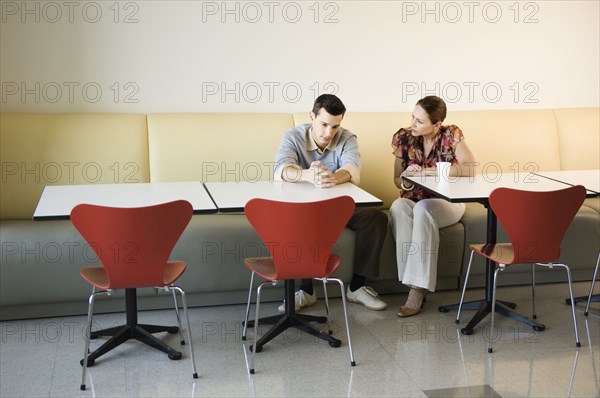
{"left": 469, "top": 243, "right": 515, "bottom": 265}
{"left": 243, "top": 255, "right": 342, "bottom": 281}
{"left": 80, "top": 267, "right": 110, "bottom": 290}
{"left": 163, "top": 261, "right": 187, "bottom": 285}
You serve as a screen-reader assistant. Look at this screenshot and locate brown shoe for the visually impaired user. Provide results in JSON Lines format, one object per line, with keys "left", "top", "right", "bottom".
{"left": 397, "top": 305, "right": 421, "bottom": 317}
{"left": 397, "top": 287, "right": 428, "bottom": 317}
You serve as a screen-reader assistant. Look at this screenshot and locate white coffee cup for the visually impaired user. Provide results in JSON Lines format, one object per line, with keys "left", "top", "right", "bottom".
{"left": 437, "top": 162, "right": 451, "bottom": 182}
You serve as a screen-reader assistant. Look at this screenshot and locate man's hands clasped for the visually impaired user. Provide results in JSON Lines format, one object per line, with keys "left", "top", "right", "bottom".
{"left": 310, "top": 161, "right": 338, "bottom": 188}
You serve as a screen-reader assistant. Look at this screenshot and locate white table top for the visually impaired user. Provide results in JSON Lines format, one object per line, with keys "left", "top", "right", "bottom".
{"left": 205, "top": 181, "right": 383, "bottom": 212}
{"left": 533, "top": 169, "right": 600, "bottom": 196}
{"left": 33, "top": 181, "right": 217, "bottom": 220}
{"left": 403, "top": 172, "right": 580, "bottom": 203}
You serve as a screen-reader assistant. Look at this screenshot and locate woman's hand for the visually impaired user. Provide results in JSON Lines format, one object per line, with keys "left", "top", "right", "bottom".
{"left": 401, "top": 164, "right": 423, "bottom": 177}
{"left": 399, "top": 164, "right": 422, "bottom": 191}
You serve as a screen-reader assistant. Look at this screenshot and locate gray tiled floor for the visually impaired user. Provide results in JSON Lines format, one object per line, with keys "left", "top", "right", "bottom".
{"left": 1, "top": 282, "right": 599, "bottom": 397}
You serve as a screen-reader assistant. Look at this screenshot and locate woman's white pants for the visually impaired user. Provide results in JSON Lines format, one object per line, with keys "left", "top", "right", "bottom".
{"left": 389, "top": 197, "right": 465, "bottom": 291}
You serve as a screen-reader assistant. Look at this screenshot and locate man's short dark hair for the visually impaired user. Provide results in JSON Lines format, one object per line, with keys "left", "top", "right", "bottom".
{"left": 312, "top": 94, "right": 346, "bottom": 117}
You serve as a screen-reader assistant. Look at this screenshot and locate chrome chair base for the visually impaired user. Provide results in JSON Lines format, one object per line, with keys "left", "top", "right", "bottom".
{"left": 457, "top": 252, "right": 580, "bottom": 353}
{"left": 80, "top": 286, "right": 198, "bottom": 390}
{"left": 244, "top": 276, "right": 355, "bottom": 374}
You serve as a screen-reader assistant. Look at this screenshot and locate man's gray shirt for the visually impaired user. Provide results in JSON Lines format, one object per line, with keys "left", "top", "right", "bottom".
{"left": 274, "top": 123, "right": 361, "bottom": 184}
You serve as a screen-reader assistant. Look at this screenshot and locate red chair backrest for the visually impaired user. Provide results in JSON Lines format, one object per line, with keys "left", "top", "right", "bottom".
{"left": 70, "top": 200, "right": 193, "bottom": 289}
{"left": 489, "top": 185, "right": 586, "bottom": 264}
{"left": 244, "top": 196, "right": 355, "bottom": 280}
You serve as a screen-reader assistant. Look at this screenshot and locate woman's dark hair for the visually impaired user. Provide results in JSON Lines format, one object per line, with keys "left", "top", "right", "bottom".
{"left": 312, "top": 94, "right": 346, "bottom": 117}
{"left": 416, "top": 96, "right": 447, "bottom": 124}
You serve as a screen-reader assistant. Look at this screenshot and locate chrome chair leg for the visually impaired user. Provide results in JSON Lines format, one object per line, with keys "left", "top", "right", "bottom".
{"left": 556, "top": 264, "right": 581, "bottom": 347}
{"left": 488, "top": 265, "right": 503, "bottom": 353}
{"left": 172, "top": 286, "right": 199, "bottom": 378}
{"left": 242, "top": 272, "right": 255, "bottom": 340}
{"left": 531, "top": 264, "right": 537, "bottom": 319}
{"left": 81, "top": 288, "right": 101, "bottom": 391}
{"left": 320, "top": 278, "right": 332, "bottom": 334}
{"left": 170, "top": 287, "right": 184, "bottom": 344}
{"left": 250, "top": 282, "right": 266, "bottom": 374}
{"left": 332, "top": 278, "right": 356, "bottom": 366}
{"left": 585, "top": 253, "right": 599, "bottom": 316}
{"left": 457, "top": 250, "right": 475, "bottom": 323}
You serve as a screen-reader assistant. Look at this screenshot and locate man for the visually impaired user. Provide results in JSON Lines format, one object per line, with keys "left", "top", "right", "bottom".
{"left": 274, "top": 94, "right": 388, "bottom": 312}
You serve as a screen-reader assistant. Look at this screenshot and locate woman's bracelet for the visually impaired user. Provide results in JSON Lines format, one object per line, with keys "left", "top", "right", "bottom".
{"left": 400, "top": 180, "right": 414, "bottom": 191}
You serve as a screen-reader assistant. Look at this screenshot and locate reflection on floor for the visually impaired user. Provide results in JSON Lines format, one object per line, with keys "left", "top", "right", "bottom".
{"left": 1, "top": 282, "right": 599, "bottom": 397}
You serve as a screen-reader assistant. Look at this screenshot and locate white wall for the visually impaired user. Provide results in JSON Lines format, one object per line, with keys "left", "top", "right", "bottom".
{"left": 1, "top": 0, "right": 598, "bottom": 113}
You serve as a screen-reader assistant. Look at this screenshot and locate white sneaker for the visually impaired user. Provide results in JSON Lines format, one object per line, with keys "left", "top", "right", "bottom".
{"left": 277, "top": 290, "right": 317, "bottom": 313}
{"left": 346, "top": 286, "right": 387, "bottom": 311}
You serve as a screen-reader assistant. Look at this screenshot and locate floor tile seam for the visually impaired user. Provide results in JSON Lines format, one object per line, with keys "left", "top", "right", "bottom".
{"left": 529, "top": 347, "right": 596, "bottom": 396}
{"left": 458, "top": 344, "right": 585, "bottom": 398}
{"left": 360, "top": 315, "right": 429, "bottom": 395}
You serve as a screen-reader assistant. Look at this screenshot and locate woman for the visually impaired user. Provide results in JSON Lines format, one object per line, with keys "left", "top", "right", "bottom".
{"left": 390, "top": 96, "right": 476, "bottom": 317}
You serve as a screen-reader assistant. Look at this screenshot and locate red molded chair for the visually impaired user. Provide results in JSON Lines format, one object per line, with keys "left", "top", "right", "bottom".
{"left": 457, "top": 185, "right": 586, "bottom": 353}
{"left": 242, "top": 196, "right": 356, "bottom": 374}
{"left": 70, "top": 200, "right": 198, "bottom": 390}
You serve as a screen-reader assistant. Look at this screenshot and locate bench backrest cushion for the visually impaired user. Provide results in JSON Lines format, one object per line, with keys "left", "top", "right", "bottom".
{"left": 0, "top": 113, "right": 149, "bottom": 220}
{"left": 147, "top": 113, "right": 294, "bottom": 183}
{"left": 553, "top": 108, "right": 600, "bottom": 170}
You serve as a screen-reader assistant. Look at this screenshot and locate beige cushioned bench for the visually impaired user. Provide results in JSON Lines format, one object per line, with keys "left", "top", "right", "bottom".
{"left": 1, "top": 109, "right": 598, "bottom": 320}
